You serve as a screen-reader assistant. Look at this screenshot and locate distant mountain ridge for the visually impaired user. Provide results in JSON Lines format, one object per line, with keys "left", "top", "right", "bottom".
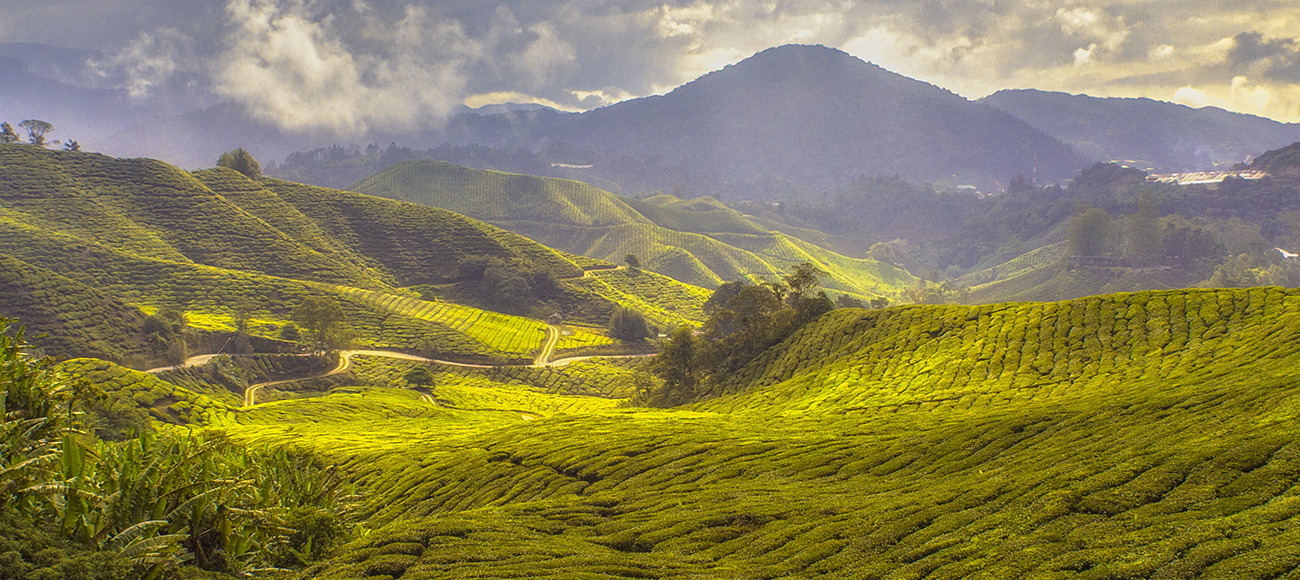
{"left": 533, "top": 45, "right": 1083, "bottom": 191}
{"left": 97, "top": 45, "right": 1084, "bottom": 196}
{"left": 982, "top": 89, "right": 1300, "bottom": 172}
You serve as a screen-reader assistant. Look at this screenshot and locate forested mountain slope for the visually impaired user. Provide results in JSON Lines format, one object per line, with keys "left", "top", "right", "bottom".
{"left": 521, "top": 44, "right": 1083, "bottom": 192}
{"left": 983, "top": 89, "right": 1300, "bottom": 171}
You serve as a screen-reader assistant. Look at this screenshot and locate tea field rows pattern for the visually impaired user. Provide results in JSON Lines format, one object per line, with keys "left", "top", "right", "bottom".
{"left": 350, "top": 160, "right": 916, "bottom": 298}
{"left": 328, "top": 285, "right": 550, "bottom": 354}
{"left": 208, "top": 287, "right": 1300, "bottom": 580}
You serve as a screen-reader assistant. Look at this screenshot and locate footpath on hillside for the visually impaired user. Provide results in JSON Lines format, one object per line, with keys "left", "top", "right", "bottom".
{"left": 150, "top": 343, "right": 654, "bottom": 408}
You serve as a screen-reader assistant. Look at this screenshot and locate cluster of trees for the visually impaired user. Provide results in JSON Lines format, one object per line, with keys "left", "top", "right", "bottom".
{"left": 608, "top": 307, "right": 652, "bottom": 342}
{"left": 0, "top": 119, "right": 78, "bottom": 150}
{"left": 141, "top": 309, "right": 194, "bottom": 363}
{"left": 451, "top": 255, "right": 565, "bottom": 316}
{"left": 903, "top": 280, "right": 970, "bottom": 305}
{"left": 217, "top": 148, "right": 261, "bottom": 179}
{"left": 1065, "top": 193, "right": 1237, "bottom": 279}
{"left": 1, "top": 319, "right": 353, "bottom": 578}
{"left": 642, "top": 263, "right": 834, "bottom": 406}
{"left": 291, "top": 296, "right": 356, "bottom": 352}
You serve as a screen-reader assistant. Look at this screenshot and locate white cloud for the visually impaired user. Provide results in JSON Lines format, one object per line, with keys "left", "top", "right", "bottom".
{"left": 1074, "top": 44, "right": 1096, "bottom": 66}
{"left": 1173, "top": 86, "right": 1211, "bottom": 108}
{"left": 88, "top": 28, "right": 195, "bottom": 99}
{"left": 211, "top": 0, "right": 475, "bottom": 134}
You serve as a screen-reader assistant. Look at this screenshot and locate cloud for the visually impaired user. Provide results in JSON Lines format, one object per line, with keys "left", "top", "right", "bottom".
{"left": 88, "top": 28, "right": 196, "bottom": 99}
{"left": 211, "top": 0, "right": 478, "bottom": 134}
{"left": 1228, "top": 31, "right": 1300, "bottom": 82}
{"left": 24, "top": 0, "right": 1300, "bottom": 124}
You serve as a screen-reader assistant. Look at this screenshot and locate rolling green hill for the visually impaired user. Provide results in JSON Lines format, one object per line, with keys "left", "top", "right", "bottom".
{"left": 0, "top": 253, "right": 150, "bottom": 362}
{"left": 0, "top": 146, "right": 704, "bottom": 364}
{"left": 350, "top": 160, "right": 915, "bottom": 298}
{"left": 185, "top": 286, "right": 1300, "bottom": 578}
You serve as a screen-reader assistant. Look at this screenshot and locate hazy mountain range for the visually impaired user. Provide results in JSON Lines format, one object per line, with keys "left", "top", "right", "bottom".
{"left": 5, "top": 42, "right": 1300, "bottom": 199}
{"left": 982, "top": 89, "right": 1300, "bottom": 172}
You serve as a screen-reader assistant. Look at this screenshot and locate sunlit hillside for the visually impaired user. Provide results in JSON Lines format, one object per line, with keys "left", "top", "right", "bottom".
{"left": 0, "top": 147, "right": 704, "bottom": 366}
{"left": 351, "top": 160, "right": 915, "bottom": 299}
{"left": 189, "top": 286, "right": 1300, "bottom": 579}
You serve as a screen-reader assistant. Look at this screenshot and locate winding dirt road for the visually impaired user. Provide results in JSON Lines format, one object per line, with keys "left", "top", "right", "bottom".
{"left": 535, "top": 326, "right": 560, "bottom": 367}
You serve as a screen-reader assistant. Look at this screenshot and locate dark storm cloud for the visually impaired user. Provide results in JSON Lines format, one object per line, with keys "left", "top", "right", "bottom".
{"left": 1228, "top": 31, "right": 1300, "bottom": 82}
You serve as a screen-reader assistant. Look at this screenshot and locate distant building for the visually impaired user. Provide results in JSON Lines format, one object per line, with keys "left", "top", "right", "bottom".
{"left": 547, "top": 313, "right": 564, "bottom": 326}
{"left": 1146, "top": 170, "right": 1268, "bottom": 186}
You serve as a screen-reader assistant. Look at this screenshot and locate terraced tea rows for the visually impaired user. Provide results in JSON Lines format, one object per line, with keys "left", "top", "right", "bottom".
{"left": 329, "top": 285, "right": 548, "bottom": 354}
{"left": 1, "top": 147, "right": 638, "bottom": 366}
{"left": 346, "top": 356, "right": 643, "bottom": 399}
{"left": 350, "top": 160, "right": 916, "bottom": 298}
{"left": 551, "top": 327, "right": 615, "bottom": 352}
{"left": 209, "top": 286, "right": 1300, "bottom": 579}
{"left": 568, "top": 267, "right": 710, "bottom": 328}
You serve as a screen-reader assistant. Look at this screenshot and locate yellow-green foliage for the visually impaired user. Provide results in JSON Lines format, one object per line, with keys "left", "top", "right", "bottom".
{"left": 567, "top": 267, "right": 710, "bottom": 329}
{"left": 58, "top": 358, "right": 234, "bottom": 426}
{"left": 552, "top": 326, "right": 614, "bottom": 351}
{"left": 250, "top": 175, "right": 584, "bottom": 285}
{"left": 0, "top": 254, "right": 149, "bottom": 362}
{"left": 209, "top": 287, "right": 1300, "bottom": 579}
{"left": 350, "top": 160, "right": 916, "bottom": 297}
{"left": 344, "top": 355, "right": 641, "bottom": 399}
{"left": 0, "top": 148, "right": 613, "bottom": 364}
{"left": 330, "top": 285, "right": 547, "bottom": 355}
{"left": 0, "top": 147, "right": 377, "bottom": 286}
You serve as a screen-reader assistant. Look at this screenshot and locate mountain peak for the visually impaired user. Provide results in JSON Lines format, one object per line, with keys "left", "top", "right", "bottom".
{"left": 551, "top": 44, "right": 1080, "bottom": 191}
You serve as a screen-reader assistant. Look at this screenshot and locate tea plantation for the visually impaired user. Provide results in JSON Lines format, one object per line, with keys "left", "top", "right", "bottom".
{"left": 349, "top": 160, "right": 915, "bottom": 299}
{"left": 204, "top": 286, "right": 1300, "bottom": 579}
{"left": 7, "top": 146, "right": 1300, "bottom": 579}
{"left": 0, "top": 148, "right": 696, "bottom": 366}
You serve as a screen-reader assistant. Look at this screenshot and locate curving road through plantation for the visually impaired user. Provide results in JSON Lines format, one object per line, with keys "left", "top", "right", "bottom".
{"left": 225, "top": 347, "right": 652, "bottom": 407}
{"left": 146, "top": 324, "right": 653, "bottom": 408}
{"left": 534, "top": 326, "right": 560, "bottom": 367}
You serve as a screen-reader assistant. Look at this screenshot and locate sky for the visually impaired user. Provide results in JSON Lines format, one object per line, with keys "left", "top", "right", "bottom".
{"left": 4, "top": 0, "right": 1300, "bottom": 134}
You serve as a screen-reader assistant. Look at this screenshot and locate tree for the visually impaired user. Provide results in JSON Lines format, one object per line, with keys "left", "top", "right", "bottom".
{"left": 292, "top": 297, "right": 349, "bottom": 351}
{"left": 279, "top": 323, "right": 302, "bottom": 342}
{"left": 867, "top": 242, "right": 896, "bottom": 265}
{"left": 1126, "top": 192, "right": 1162, "bottom": 261}
{"left": 869, "top": 296, "right": 891, "bottom": 310}
{"left": 835, "top": 295, "right": 865, "bottom": 309}
{"left": 0, "top": 122, "right": 19, "bottom": 144}
{"left": 18, "top": 120, "right": 52, "bottom": 147}
{"left": 646, "top": 326, "right": 699, "bottom": 406}
{"left": 403, "top": 367, "right": 435, "bottom": 389}
{"left": 624, "top": 254, "right": 640, "bottom": 269}
{"left": 1067, "top": 206, "right": 1115, "bottom": 256}
{"left": 217, "top": 148, "right": 262, "bottom": 179}
{"left": 63, "top": 140, "right": 81, "bottom": 152}
{"left": 703, "top": 280, "right": 747, "bottom": 316}
{"left": 608, "top": 307, "right": 651, "bottom": 342}
{"left": 782, "top": 261, "right": 828, "bottom": 305}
